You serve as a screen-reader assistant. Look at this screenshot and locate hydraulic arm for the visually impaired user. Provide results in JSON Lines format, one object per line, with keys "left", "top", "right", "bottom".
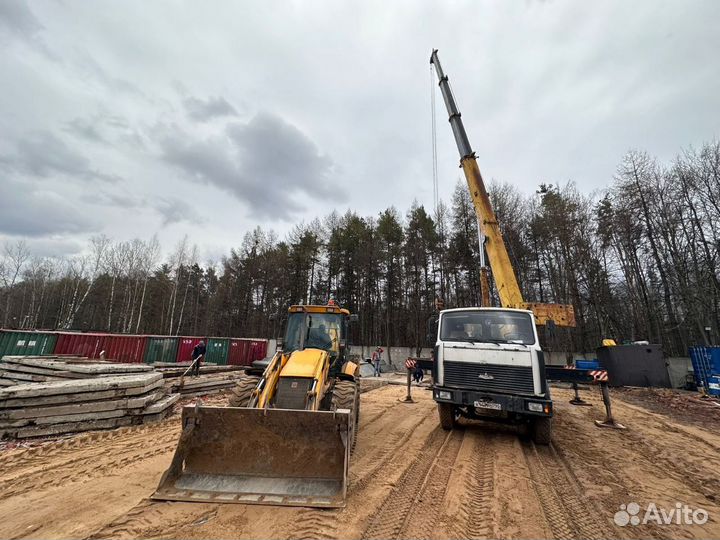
{"left": 430, "top": 49, "right": 575, "bottom": 327}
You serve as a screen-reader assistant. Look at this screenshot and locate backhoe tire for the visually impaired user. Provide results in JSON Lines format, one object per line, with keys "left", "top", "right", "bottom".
{"left": 228, "top": 374, "right": 261, "bottom": 407}
{"left": 332, "top": 380, "right": 359, "bottom": 454}
{"left": 531, "top": 416, "right": 552, "bottom": 445}
{"left": 438, "top": 402, "right": 456, "bottom": 430}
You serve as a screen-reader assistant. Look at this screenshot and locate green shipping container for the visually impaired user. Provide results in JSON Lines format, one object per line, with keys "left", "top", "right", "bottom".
{"left": 0, "top": 331, "right": 57, "bottom": 358}
{"left": 205, "top": 338, "right": 229, "bottom": 365}
{"left": 144, "top": 337, "right": 180, "bottom": 364}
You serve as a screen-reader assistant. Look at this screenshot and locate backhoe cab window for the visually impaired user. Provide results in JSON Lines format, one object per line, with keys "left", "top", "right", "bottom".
{"left": 284, "top": 312, "right": 343, "bottom": 353}
{"left": 440, "top": 311, "right": 535, "bottom": 345}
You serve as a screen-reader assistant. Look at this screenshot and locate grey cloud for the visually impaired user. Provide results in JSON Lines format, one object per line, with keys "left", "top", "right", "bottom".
{"left": 21, "top": 237, "right": 84, "bottom": 258}
{"left": 161, "top": 113, "right": 343, "bottom": 220}
{"left": 64, "top": 118, "right": 106, "bottom": 143}
{"left": 0, "top": 2, "right": 43, "bottom": 43}
{"left": 184, "top": 96, "right": 238, "bottom": 122}
{"left": 155, "top": 197, "right": 203, "bottom": 226}
{"left": 0, "top": 179, "right": 95, "bottom": 237}
{"left": 1, "top": 131, "right": 121, "bottom": 183}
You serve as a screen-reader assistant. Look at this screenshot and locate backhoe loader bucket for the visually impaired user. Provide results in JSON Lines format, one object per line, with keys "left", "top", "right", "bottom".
{"left": 152, "top": 405, "right": 350, "bottom": 508}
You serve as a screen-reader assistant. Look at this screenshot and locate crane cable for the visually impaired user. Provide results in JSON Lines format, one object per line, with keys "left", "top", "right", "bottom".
{"left": 430, "top": 64, "right": 439, "bottom": 213}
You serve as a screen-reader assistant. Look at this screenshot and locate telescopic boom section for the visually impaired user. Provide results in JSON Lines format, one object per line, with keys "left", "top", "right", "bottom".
{"left": 430, "top": 50, "right": 575, "bottom": 327}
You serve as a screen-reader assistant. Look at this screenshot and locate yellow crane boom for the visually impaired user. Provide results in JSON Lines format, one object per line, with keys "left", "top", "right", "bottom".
{"left": 430, "top": 49, "right": 575, "bottom": 327}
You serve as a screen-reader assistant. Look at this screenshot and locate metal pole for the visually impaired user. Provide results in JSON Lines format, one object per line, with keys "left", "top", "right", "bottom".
{"left": 569, "top": 381, "right": 591, "bottom": 406}
{"left": 594, "top": 382, "right": 626, "bottom": 429}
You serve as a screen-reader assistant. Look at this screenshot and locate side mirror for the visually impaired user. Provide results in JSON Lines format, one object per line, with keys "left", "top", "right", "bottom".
{"left": 349, "top": 314, "right": 359, "bottom": 323}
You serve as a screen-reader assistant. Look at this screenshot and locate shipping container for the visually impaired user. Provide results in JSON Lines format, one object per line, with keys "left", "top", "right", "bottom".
{"left": 0, "top": 330, "right": 57, "bottom": 357}
{"left": 228, "top": 338, "right": 268, "bottom": 366}
{"left": 55, "top": 332, "right": 147, "bottom": 363}
{"left": 206, "top": 338, "right": 230, "bottom": 365}
{"left": 54, "top": 332, "right": 106, "bottom": 358}
{"left": 177, "top": 336, "right": 206, "bottom": 363}
{"left": 228, "top": 338, "right": 250, "bottom": 366}
{"left": 689, "top": 346, "right": 720, "bottom": 393}
{"left": 100, "top": 334, "right": 148, "bottom": 363}
{"left": 144, "top": 336, "right": 179, "bottom": 364}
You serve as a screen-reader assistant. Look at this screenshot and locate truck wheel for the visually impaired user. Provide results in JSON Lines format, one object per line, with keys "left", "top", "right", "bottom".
{"left": 228, "top": 374, "right": 261, "bottom": 407}
{"left": 332, "top": 380, "right": 359, "bottom": 454}
{"left": 531, "top": 416, "right": 552, "bottom": 445}
{"left": 437, "top": 403, "right": 455, "bottom": 430}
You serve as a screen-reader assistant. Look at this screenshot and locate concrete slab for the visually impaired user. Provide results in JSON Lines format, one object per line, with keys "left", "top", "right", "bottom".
{"left": 0, "top": 373, "right": 162, "bottom": 401}
{"left": 0, "top": 379, "right": 165, "bottom": 408}
{"left": 0, "top": 391, "right": 163, "bottom": 421}
{"left": 1, "top": 416, "right": 135, "bottom": 438}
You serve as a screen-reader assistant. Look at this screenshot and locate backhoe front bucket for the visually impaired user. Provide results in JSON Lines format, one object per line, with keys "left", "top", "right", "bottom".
{"left": 152, "top": 405, "right": 350, "bottom": 508}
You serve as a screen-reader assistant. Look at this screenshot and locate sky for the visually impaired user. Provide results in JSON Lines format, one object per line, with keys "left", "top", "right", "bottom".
{"left": 1, "top": 0, "right": 718, "bottom": 263}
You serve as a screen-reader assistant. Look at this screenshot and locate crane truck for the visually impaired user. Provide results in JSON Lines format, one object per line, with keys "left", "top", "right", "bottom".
{"left": 429, "top": 50, "right": 577, "bottom": 444}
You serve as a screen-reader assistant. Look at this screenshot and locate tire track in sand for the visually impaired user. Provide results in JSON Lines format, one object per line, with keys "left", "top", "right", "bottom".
{"left": 360, "top": 426, "right": 460, "bottom": 540}
{"left": 449, "top": 432, "right": 496, "bottom": 540}
{"left": 0, "top": 428, "right": 179, "bottom": 500}
{"left": 523, "top": 441, "right": 609, "bottom": 540}
{"left": 86, "top": 499, "right": 219, "bottom": 540}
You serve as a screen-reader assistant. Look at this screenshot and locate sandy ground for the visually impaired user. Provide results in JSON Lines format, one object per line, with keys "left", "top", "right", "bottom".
{"left": 0, "top": 383, "right": 719, "bottom": 540}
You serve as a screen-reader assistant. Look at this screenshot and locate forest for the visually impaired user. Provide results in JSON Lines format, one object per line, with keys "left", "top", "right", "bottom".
{"left": 1, "top": 142, "right": 718, "bottom": 358}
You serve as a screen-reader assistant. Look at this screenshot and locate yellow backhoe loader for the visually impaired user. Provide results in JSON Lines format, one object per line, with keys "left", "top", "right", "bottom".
{"left": 152, "top": 302, "right": 360, "bottom": 508}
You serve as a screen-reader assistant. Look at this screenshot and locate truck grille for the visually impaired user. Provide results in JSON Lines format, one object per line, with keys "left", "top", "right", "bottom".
{"left": 442, "top": 362, "right": 535, "bottom": 395}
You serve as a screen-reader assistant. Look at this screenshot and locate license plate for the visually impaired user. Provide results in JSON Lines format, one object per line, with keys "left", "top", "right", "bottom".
{"left": 474, "top": 400, "right": 502, "bottom": 411}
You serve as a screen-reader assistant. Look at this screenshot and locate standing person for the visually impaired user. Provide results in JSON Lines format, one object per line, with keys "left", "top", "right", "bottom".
{"left": 191, "top": 340, "right": 206, "bottom": 377}
{"left": 413, "top": 363, "right": 424, "bottom": 383}
{"left": 372, "top": 347, "right": 381, "bottom": 377}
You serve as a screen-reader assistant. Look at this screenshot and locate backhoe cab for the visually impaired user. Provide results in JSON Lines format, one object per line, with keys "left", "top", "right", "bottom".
{"left": 153, "top": 302, "right": 360, "bottom": 508}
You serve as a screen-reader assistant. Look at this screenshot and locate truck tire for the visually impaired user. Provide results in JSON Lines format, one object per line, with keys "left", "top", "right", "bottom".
{"left": 437, "top": 402, "right": 455, "bottom": 430}
{"left": 228, "top": 374, "right": 261, "bottom": 407}
{"left": 332, "top": 380, "right": 359, "bottom": 453}
{"left": 531, "top": 416, "right": 552, "bottom": 445}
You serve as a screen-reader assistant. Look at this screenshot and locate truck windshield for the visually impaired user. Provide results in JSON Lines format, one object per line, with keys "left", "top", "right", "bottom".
{"left": 284, "top": 312, "right": 343, "bottom": 354}
{"left": 440, "top": 311, "right": 535, "bottom": 345}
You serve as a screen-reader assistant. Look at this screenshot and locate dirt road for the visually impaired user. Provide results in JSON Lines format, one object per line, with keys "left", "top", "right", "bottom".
{"left": 0, "top": 384, "right": 718, "bottom": 539}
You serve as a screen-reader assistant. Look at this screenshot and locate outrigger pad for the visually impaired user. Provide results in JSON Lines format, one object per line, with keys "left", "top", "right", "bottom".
{"left": 152, "top": 405, "right": 350, "bottom": 507}
{"left": 595, "top": 419, "right": 627, "bottom": 430}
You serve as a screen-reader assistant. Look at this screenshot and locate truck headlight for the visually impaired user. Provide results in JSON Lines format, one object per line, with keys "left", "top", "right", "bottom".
{"left": 527, "top": 402, "right": 544, "bottom": 413}
{"left": 437, "top": 390, "right": 452, "bottom": 400}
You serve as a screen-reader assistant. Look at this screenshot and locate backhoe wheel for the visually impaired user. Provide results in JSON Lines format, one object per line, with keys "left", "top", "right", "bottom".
{"left": 437, "top": 402, "right": 456, "bottom": 430}
{"left": 228, "top": 374, "right": 261, "bottom": 407}
{"left": 332, "top": 380, "right": 359, "bottom": 454}
{"left": 531, "top": 416, "right": 552, "bottom": 445}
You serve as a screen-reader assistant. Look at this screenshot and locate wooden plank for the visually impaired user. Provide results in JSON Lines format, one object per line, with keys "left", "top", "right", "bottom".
{"left": 0, "top": 372, "right": 162, "bottom": 401}
{"left": 0, "top": 379, "right": 165, "bottom": 408}
{"left": 0, "top": 391, "right": 164, "bottom": 421}
{"left": 1, "top": 416, "right": 134, "bottom": 438}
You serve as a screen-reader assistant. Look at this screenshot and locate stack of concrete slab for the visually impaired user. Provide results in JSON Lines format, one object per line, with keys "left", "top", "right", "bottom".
{"left": 0, "top": 370, "right": 179, "bottom": 438}
{"left": 155, "top": 364, "right": 245, "bottom": 379}
{"left": 0, "top": 356, "right": 152, "bottom": 386}
{"left": 165, "top": 372, "right": 245, "bottom": 397}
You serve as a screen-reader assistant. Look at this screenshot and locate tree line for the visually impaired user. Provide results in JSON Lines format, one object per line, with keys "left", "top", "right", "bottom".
{"left": 1, "top": 142, "right": 718, "bottom": 358}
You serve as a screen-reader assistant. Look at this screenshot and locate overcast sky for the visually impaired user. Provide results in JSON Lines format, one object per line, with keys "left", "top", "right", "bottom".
{"left": 1, "top": 0, "right": 718, "bottom": 262}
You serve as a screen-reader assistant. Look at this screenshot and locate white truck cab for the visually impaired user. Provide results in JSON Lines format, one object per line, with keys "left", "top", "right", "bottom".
{"left": 431, "top": 307, "right": 552, "bottom": 444}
